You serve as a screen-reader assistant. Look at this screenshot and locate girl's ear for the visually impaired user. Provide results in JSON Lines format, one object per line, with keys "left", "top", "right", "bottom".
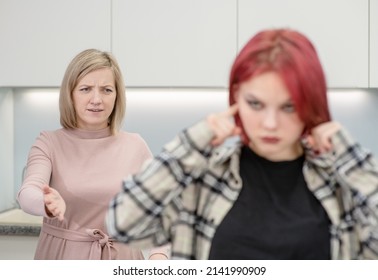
{"left": 234, "top": 91, "right": 240, "bottom": 103}
{"left": 231, "top": 83, "right": 240, "bottom": 101}
{"left": 301, "top": 126, "right": 309, "bottom": 137}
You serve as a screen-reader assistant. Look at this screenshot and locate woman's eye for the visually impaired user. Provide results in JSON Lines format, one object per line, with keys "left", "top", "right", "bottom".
{"left": 80, "top": 87, "right": 89, "bottom": 92}
{"left": 282, "top": 103, "right": 295, "bottom": 113}
{"left": 104, "top": 88, "right": 113, "bottom": 94}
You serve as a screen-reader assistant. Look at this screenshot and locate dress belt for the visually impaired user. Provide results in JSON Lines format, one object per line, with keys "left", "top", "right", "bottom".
{"left": 42, "top": 222, "right": 118, "bottom": 259}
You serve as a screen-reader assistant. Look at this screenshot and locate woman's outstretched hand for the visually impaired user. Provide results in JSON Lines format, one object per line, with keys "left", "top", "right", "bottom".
{"left": 42, "top": 184, "right": 66, "bottom": 221}
{"left": 206, "top": 104, "right": 241, "bottom": 146}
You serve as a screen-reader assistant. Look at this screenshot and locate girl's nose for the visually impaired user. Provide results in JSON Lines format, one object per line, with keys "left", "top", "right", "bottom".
{"left": 262, "top": 110, "right": 278, "bottom": 130}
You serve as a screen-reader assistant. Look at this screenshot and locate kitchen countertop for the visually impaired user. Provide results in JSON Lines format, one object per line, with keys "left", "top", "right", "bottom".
{"left": 0, "top": 208, "right": 42, "bottom": 236}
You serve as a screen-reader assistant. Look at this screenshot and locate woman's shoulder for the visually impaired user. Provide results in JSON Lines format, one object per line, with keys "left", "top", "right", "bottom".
{"left": 28, "top": 129, "right": 66, "bottom": 155}
{"left": 117, "top": 131, "right": 150, "bottom": 150}
{"left": 34, "top": 128, "right": 65, "bottom": 142}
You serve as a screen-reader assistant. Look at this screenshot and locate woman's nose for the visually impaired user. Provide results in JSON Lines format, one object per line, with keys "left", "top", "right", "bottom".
{"left": 90, "top": 89, "right": 102, "bottom": 104}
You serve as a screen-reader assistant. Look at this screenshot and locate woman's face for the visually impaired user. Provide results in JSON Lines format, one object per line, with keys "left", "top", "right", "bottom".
{"left": 72, "top": 68, "right": 116, "bottom": 131}
{"left": 236, "top": 71, "right": 305, "bottom": 161}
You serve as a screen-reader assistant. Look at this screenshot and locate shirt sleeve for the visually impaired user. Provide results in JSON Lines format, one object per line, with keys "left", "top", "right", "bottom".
{"left": 106, "top": 120, "right": 214, "bottom": 249}
{"left": 332, "top": 127, "right": 378, "bottom": 258}
{"left": 17, "top": 132, "right": 52, "bottom": 217}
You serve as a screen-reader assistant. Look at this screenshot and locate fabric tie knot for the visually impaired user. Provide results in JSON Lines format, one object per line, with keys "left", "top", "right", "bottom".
{"left": 86, "top": 228, "right": 118, "bottom": 259}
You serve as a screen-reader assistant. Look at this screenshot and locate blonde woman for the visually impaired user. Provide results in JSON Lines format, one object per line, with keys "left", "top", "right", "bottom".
{"left": 18, "top": 49, "right": 169, "bottom": 260}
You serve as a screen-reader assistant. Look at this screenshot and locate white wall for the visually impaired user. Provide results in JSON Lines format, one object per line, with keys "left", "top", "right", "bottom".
{"left": 0, "top": 88, "right": 14, "bottom": 212}
{"left": 328, "top": 89, "right": 378, "bottom": 151}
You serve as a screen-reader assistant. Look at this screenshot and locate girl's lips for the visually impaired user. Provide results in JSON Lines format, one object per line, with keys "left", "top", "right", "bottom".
{"left": 261, "top": 137, "right": 280, "bottom": 144}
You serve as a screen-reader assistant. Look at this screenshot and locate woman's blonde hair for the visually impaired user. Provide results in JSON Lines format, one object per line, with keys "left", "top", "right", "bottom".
{"left": 59, "top": 49, "right": 126, "bottom": 135}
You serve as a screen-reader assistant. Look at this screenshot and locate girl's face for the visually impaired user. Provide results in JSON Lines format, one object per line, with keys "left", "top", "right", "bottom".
{"left": 72, "top": 68, "right": 116, "bottom": 131}
{"left": 236, "top": 71, "right": 305, "bottom": 161}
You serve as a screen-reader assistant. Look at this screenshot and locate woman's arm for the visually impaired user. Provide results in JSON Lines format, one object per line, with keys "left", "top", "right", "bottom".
{"left": 17, "top": 132, "right": 52, "bottom": 217}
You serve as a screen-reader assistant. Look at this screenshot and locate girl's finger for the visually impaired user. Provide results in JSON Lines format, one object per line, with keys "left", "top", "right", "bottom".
{"left": 220, "top": 104, "right": 239, "bottom": 117}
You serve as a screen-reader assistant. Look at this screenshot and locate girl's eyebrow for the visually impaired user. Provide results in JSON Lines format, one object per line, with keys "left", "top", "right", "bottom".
{"left": 243, "top": 91, "right": 294, "bottom": 105}
{"left": 243, "top": 92, "right": 259, "bottom": 99}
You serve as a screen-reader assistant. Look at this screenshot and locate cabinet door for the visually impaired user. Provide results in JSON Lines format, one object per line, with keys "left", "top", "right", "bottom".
{"left": 112, "top": 0, "right": 237, "bottom": 87}
{"left": 0, "top": 0, "right": 111, "bottom": 87}
{"left": 370, "top": 0, "right": 378, "bottom": 87}
{"left": 238, "top": 0, "right": 368, "bottom": 88}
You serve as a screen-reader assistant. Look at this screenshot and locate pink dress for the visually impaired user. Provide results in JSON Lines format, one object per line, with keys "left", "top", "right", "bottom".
{"left": 17, "top": 127, "right": 151, "bottom": 259}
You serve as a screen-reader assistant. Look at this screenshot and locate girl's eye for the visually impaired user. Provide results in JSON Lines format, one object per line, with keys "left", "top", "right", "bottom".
{"left": 246, "top": 99, "right": 263, "bottom": 110}
{"left": 282, "top": 103, "right": 295, "bottom": 113}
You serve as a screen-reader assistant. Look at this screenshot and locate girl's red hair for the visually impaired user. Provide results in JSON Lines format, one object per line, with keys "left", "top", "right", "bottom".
{"left": 229, "top": 29, "right": 331, "bottom": 144}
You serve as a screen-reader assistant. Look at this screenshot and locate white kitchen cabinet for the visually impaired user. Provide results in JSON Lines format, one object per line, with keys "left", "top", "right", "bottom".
{"left": 238, "top": 0, "right": 369, "bottom": 88}
{"left": 112, "top": 0, "right": 237, "bottom": 87}
{"left": 370, "top": 0, "right": 378, "bottom": 87}
{"left": 0, "top": 0, "right": 373, "bottom": 88}
{"left": 0, "top": 0, "right": 111, "bottom": 87}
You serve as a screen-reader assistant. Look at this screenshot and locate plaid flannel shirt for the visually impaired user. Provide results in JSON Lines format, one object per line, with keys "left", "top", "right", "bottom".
{"left": 107, "top": 120, "right": 378, "bottom": 259}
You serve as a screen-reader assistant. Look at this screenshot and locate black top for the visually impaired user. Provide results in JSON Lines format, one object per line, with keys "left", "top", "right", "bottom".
{"left": 209, "top": 146, "right": 331, "bottom": 260}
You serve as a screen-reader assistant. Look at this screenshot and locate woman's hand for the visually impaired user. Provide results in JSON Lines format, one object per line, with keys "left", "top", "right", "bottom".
{"left": 206, "top": 104, "right": 241, "bottom": 146}
{"left": 42, "top": 184, "right": 66, "bottom": 221}
{"left": 305, "top": 121, "right": 342, "bottom": 154}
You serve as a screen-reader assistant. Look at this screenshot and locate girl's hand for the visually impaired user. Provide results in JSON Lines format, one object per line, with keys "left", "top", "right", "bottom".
{"left": 206, "top": 104, "right": 241, "bottom": 146}
{"left": 42, "top": 184, "right": 66, "bottom": 221}
{"left": 305, "top": 121, "right": 342, "bottom": 154}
